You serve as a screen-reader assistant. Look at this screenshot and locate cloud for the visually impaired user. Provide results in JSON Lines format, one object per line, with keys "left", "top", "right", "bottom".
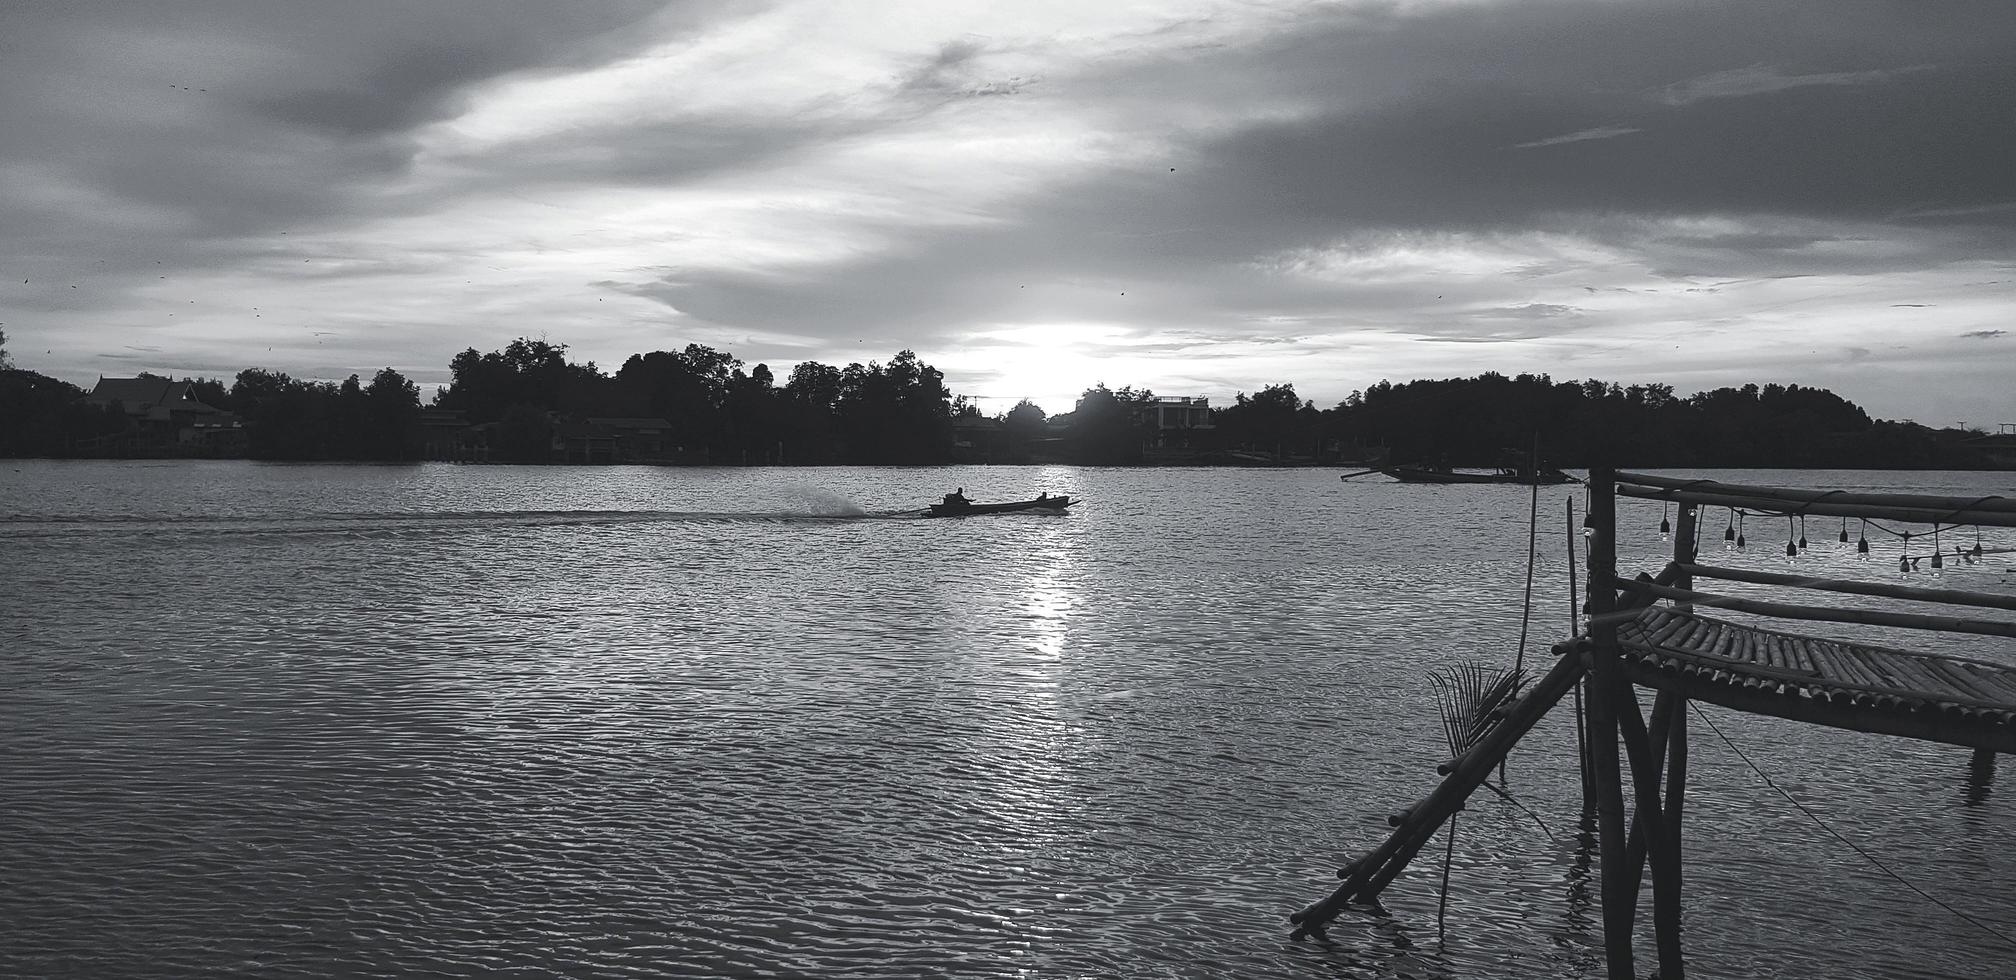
{"left": 1655, "top": 64, "right": 1934, "bottom": 106}
{"left": 4, "top": 0, "right": 2016, "bottom": 425}
{"left": 1513, "top": 125, "right": 1642, "bottom": 149}
{"left": 1960, "top": 329, "right": 2006, "bottom": 339}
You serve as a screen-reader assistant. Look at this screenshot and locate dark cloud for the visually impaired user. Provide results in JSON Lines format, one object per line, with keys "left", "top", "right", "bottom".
{"left": 1960, "top": 329, "right": 2006, "bottom": 339}
{"left": 6, "top": 0, "right": 2016, "bottom": 423}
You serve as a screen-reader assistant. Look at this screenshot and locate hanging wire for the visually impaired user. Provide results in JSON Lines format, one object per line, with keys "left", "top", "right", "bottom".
{"left": 1797, "top": 514, "right": 1808, "bottom": 551}
{"left": 1690, "top": 702, "right": 2016, "bottom": 951}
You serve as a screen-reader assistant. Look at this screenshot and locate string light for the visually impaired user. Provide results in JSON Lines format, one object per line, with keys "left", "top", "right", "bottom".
{"left": 1931, "top": 526, "right": 1944, "bottom": 573}
{"left": 1838, "top": 517, "right": 1849, "bottom": 546}
{"left": 1797, "top": 515, "right": 1808, "bottom": 551}
{"left": 1724, "top": 509, "right": 1736, "bottom": 547}
{"left": 1784, "top": 515, "right": 1798, "bottom": 558}
{"left": 1736, "top": 511, "right": 1746, "bottom": 550}
{"left": 1900, "top": 531, "right": 1913, "bottom": 575}
{"left": 1857, "top": 519, "right": 1870, "bottom": 558}
{"left": 1659, "top": 501, "right": 1671, "bottom": 540}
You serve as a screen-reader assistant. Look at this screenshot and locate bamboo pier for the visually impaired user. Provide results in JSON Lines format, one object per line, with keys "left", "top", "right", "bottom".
{"left": 1291, "top": 468, "right": 2016, "bottom": 979}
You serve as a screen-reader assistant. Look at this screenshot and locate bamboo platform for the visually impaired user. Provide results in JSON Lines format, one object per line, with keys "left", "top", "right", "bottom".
{"left": 1291, "top": 468, "right": 2014, "bottom": 980}
{"left": 1617, "top": 607, "right": 2016, "bottom": 752}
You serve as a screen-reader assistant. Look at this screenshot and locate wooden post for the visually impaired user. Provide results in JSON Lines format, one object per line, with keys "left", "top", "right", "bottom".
{"left": 1583, "top": 466, "right": 1636, "bottom": 980}
{"left": 1654, "top": 697, "right": 1689, "bottom": 978}
{"left": 1619, "top": 689, "right": 1672, "bottom": 907}
{"left": 1569, "top": 496, "right": 1592, "bottom": 813}
{"left": 1674, "top": 503, "right": 1697, "bottom": 615}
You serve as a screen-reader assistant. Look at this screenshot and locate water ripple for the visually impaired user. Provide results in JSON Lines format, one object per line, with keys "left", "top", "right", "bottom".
{"left": 1, "top": 463, "right": 2011, "bottom": 978}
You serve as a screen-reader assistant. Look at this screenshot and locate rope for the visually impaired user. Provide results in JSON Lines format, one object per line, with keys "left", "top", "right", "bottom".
{"left": 1688, "top": 702, "right": 2016, "bottom": 951}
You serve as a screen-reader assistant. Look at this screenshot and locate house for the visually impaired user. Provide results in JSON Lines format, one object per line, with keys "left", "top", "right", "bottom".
{"left": 1134, "top": 395, "right": 1214, "bottom": 449}
{"left": 82, "top": 376, "right": 242, "bottom": 452}
{"left": 584, "top": 418, "right": 676, "bottom": 462}
{"left": 414, "top": 409, "right": 476, "bottom": 460}
{"left": 1962, "top": 428, "right": 2016, "bottom": 468}
{"left": 950, "top": 414, "right": 1005, "bottom": 463}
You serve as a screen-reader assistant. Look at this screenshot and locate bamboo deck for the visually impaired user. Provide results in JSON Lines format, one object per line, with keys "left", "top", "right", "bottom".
{"left": 1618, "top": 603, "right": 2016, "bottom": 752}
{"left": 1293, "top": 470, "right": 2013, "bottom": 977}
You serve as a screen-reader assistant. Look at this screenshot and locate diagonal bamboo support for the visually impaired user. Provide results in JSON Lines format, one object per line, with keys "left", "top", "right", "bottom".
{"left": 1288, "top": 641, "right": 1589, "bottom": 939}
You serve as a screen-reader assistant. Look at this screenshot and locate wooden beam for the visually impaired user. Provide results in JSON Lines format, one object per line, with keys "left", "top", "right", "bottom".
{"left": 1614, "top": 484, "right": 2016, "bottom": 529}
{"left": 1679, "top": 563, "right": 2016, "bottom": 612}
{"left": 1615, "top": 579, "right": 2016, "bottom": 639}
{"left": 1584, "top": 467, "right": 1637, "bottom": 980}
{"left": 1673, "top": 504, "right": 1697, "bottom": 616}
{"left": 1617, "top": 683, "right": 1666, "bottom": 909}
{"left": 1614, "top": 472, "right": 2016, "bottom": 518}
{"left": 1619, "top": 660, "right": 2016, "bottom": 754}
{"left": 1654, "top": 696, "right": 1688, "bottom": 979}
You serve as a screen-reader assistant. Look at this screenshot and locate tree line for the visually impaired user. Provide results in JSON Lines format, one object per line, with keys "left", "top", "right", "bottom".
{"left": 0, "top": 329, "right": 2000, "bottom": 468}
{"left": 1213, "top": 373, "right": 1994, "bottom": 469}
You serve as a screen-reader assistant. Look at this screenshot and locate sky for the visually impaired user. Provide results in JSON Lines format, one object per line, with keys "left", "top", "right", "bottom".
{"left": 3, "top": 0, "right": 2013, "bottom": 424}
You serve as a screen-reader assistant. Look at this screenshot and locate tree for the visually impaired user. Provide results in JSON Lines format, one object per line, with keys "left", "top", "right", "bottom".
{"left": 1218, "top": 383, "right": 1308, "bottom": 457}
{"left": 1064, "top": 384, "right": 1154, "bottom": 464}
{"left": 831, "top": 350, "right": 955, "bottom": 463}
{"left": 364, "top": 368, "right": 421, "bottom": 459}
{"left": 0, "top": 326, "right": 11, "bottom": 369}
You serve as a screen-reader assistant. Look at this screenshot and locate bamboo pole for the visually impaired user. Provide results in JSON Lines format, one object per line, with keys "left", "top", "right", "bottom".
{"left": 1614, "top": 472, "right": 2016, "bottom": 517}
{"left": 1570, "top": 496, "right": 1591, "bottom": 812}
{"left": 1655, "top": 697, "right": 1688, "bottom": 978}
{"left": 1289, "top": 642, "right": 1590, "bottom": 937}
{"left": 1618, "top": 687, "right": 1674, "bottom": 910}
{"left": 1613, "top": 580, "right": 2016, "bottom": 639}
{"left": 1679, "top": 563, "right": 2016, "bottom": 612}
{"left": 1615, "top": 485, "right": 2016, "bottom": 529}
{"left": 1584, "top": 467, "right": 1636, "bottom": 980}
{"left": 1674, "top": 503, "right": 1697, "bottom": 615}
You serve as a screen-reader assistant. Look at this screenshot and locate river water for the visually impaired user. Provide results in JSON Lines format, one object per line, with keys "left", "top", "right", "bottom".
{"left": 3, "top": 461, "right": 2013, "bottom": 979}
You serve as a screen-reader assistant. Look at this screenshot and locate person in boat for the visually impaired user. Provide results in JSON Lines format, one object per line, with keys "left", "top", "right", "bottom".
{"left": 943, "top": 487, "right": 969, "bottom": 508}
{"left": 1036, "top": 491, "right": 1049, "bottom": 502}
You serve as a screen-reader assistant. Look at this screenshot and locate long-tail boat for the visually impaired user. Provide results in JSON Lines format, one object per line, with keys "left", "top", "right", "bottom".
{"left": 924, "top": 494, "right": 1075, "bottom": 518}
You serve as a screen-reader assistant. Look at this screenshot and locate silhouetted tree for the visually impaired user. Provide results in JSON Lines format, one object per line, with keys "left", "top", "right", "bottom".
{"left": 364, "top": 368, "right": 421, "bottom": 459}
{"left": 1064, "top": 384, "right": 1154, "bottom": 464}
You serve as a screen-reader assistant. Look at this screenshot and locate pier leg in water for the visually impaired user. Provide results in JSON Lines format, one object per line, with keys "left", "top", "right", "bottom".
{"left": 1583, "top": 466, "right": 1637, "bottom": 980}
{"left": 1965, "top": 749, "right": 1997, "bottom": 805}
{"left": 1656, "top": 697, "right": 1688, "bottom": 978}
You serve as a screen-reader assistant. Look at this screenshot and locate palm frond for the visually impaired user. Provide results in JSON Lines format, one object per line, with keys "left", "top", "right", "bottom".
{"left": 1428, "top": 662, "right": 1528, "bottom": 759}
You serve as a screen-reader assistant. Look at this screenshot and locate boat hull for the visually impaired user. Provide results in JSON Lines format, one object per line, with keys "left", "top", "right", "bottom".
{"left": 1379, "top": 467, "right": 1579, "bottom": 485}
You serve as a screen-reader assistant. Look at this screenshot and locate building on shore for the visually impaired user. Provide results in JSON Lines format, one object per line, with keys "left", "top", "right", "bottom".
{"left": 1134, "top": 396, "right": 1214, "bottom": 449}
{"left": 82, "top": 377, "right": 243, "bottom": 454}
